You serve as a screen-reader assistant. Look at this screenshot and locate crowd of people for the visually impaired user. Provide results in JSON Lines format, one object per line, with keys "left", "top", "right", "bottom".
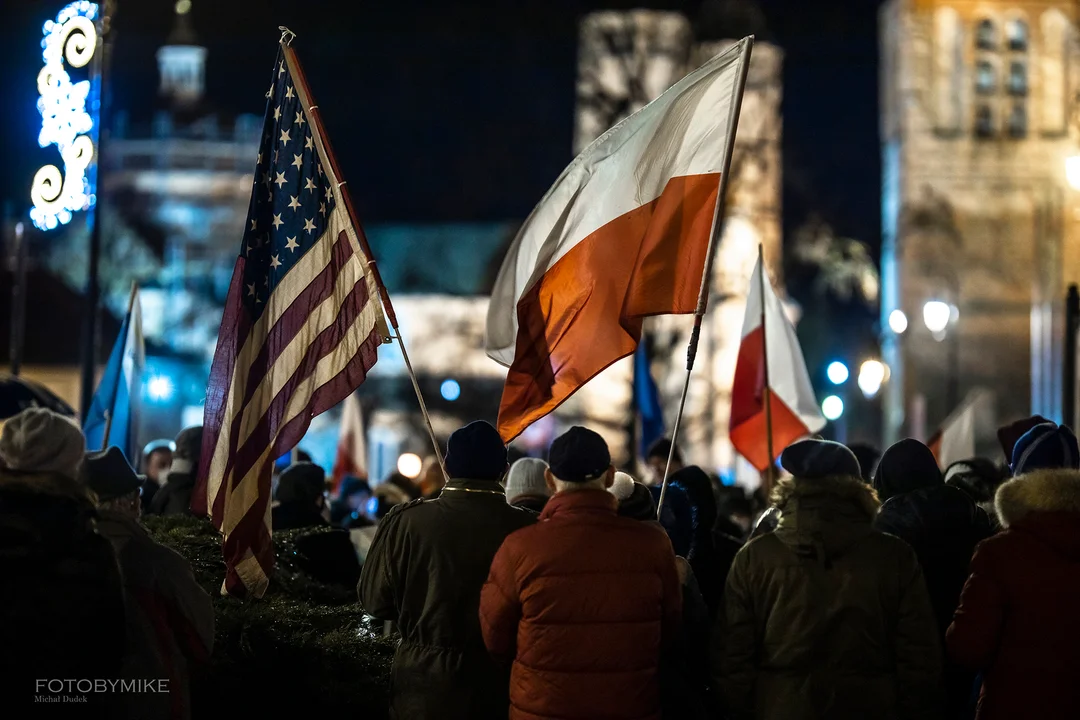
{"left": 1, "top": 402, "right": 1078, "bottom": 719}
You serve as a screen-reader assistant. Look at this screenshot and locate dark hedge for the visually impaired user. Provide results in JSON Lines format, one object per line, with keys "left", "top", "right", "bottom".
{"left": 141, "top": 515, "right": 394, "bottom": 717}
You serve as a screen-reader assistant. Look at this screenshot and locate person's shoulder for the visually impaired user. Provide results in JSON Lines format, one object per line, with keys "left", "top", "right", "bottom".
{"left": 866, "top": 527, "right": 924, "bottom": 566}
{"left": 380, "top": 497, "right": 427, "bottom": 525}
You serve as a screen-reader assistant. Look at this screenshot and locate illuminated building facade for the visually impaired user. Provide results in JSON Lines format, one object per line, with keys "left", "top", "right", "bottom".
{"left": 880, "top": 0, "right": 1080, "bottom": 446}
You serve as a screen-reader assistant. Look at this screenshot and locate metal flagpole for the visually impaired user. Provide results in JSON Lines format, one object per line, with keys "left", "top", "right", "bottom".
{"left": 279, "top": 30, "right": 446, "bottom": 478}
{"left": 100, "top": 281, "right": 138, "bottom": 450}
{"left": 656, "top": 36, "right": 754, "bottom": 518}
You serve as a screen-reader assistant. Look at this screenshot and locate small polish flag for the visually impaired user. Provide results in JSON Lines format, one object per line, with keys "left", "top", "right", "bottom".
{"left": 928, "top": 390, "right": 987, "bottom": 470}
{"left": 729, "top": 253, "right": 825, "bottom": 471}
{"left": 332, "top": 392, "right": 367, "bottom": 490}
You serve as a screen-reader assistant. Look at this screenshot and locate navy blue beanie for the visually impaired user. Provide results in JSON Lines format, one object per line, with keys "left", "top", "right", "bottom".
{"left": 444, "top": 421, "right": 508, "bottom": 481}
{"left": 780, "top": 439, "right": 861, "bottom": 480}
{"left": 1011, "top": 422, "right": 1080, "bottom": 475}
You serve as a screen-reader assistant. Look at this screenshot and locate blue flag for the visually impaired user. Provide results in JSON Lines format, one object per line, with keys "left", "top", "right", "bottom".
{"left": 84, "top": 291, "right": 144, "bottom": 459}
{"left": 633, "top": 342, "right": 664, "bottom": 457}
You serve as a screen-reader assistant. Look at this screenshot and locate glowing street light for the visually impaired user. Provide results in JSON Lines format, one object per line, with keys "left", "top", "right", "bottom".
{"left": 821, "top": 395, "right": 844, "bottom": 421}
{"left": 147, "top": 375, "right": 174, "bottom": 402}
{"left": 922, "top": 301, "right": 953, "bottom": 334}
{"left": 440, "top": 378, "right": 461, "bottom": 402}
{"left": 397, "top": 453, "right": 423, "bottom": 479}
{"left": 826, "top": 361, "right": 849, "bottom": 385}
{"left": 1068, "top": 155, "right": 1080, "bottom": 191}
{"left": 888, "top": 309, "right": 908, "bottom": 334}
{"left": 858, "top": 360, "right": 887, "bottom": 398}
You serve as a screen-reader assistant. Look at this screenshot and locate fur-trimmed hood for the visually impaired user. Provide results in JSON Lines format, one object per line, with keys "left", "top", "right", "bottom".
{"left": 772, "top": 474, "right": 881, "bottom": 558}
{"left": 996, "top": 469, "right": 1080, "bottom": 560}
{"left": 996, "top": 469, "right": 1080, "bottom": 527}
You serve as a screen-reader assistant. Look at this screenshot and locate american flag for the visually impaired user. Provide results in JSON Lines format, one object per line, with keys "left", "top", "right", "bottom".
{"left": 192, "top": 45, "right": 389, "bottom": 598}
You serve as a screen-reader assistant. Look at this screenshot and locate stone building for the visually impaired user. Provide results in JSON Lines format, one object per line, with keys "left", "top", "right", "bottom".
{"left": 571, "top": 2, "right": 784, "bottom": 476}
{"left": 879, "top": 0, "right": 1080, "bottom": 446}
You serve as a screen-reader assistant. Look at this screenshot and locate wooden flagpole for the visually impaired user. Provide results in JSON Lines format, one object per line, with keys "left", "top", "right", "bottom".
{"left": 279, "top": 29, "right": 446, "bottom": 478}
{"left": 100, "top": 281, "right": 138, "bottom": 451}
{"left": 656, "top": 37, "right": 754, "bottom": 518}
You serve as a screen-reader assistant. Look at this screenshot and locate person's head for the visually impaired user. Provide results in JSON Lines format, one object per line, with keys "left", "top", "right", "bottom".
{"left": 645, "top": 437, "right": 683, "bottom": 479}
{"left": 418, "top": 456, "right": 445, "bottom": 497}
{"left": 546, "top": 426, "right": 614, "bottom": 493}
{"left": 717, "top": 486, "right": 754, "bottom": 534}
{"left": 998, "top": 415, "right": 1051, "bottom": 463}
{"left": 1010, "top": 422, "right": 1080, "bottom": 476}
{"left": 0, "top": 407, "right": 86, "bottom": 481}
{"left": 505, "top": 457, "right": 551, "bottom": 506}
{"left": 337, "top": 475, "right": 372, "bottom": 511}
{"left": 609, "top": 472, "right": 658, "bottom": 521}
{"left": 781, "top": 438, "right": 862, "bottom": 480}
{"left": 141, "top": 439, "right": 175, "bottom": 484}
{"left": 276, "top": 462, "right": 327, "bottom": 511}
{"left": 944, "top": 457, "right": 1008, "bottom": 504}
{"left": 171, "top": 426, "right": 204, "bottom": 476}
{"left": 444, "top": 421, "right": 509, "bottom": 482}
{"left": 669, "top": 466, "right": 718, "bottom": 540}
{"left": 847, "top": 442, "right": 881, "bottom": 483}
{"left": 370, "top": 482, "right": 410, "bottom": 520}
{"left": 83, "top": 446, "right": 144, "bottom": 518}
{"left": 873, "top": 438, "right": 941, "bottom": 502}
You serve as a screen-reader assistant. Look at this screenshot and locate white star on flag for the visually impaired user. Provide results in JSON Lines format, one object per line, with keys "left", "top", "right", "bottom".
{"left": 295, "top": 112, "right": 306, "bottom": 126}
{"left": 270, "top": 254, "right": 281, "bottom": 269}
{"left": 280, "top": 129, "right": 291, "bottom": 146}
{"left": 303, "top": 217, "right": 316, "bottom": 234}
{"left": 285, "top": 85, "right": 295, "bottom": 99}
{"left": 305, "top": 136, "right": 314, "bottom": 150}
{"left": 272, "top": 214, "right": 284, "bottom": 230}
{"left": 273, "top": 106, "right": 281, "bottom": 121}
{"left": 246, "top": 283, "right": 255, "bottom": 297}
{"left": 250, "top": 219, "right": 257, "bottom": 231}
{"left": 285, "top": 236, "right": 299, "bottom": 252}
{"left": 292, "top": 154, "right": 303, "bottom": 169}
{"left": 288, "top": 195, "right": 301, "bottom": 210}
{"left": 304, "top": 177, "right": 317, "bottom": 191}
{"left": 274, "top": 172, "right": 287, "bottom": 188}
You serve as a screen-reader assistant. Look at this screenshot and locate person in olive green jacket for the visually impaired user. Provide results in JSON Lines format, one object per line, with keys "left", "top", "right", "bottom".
{"left": 358, "top": 421, "right": 536, "bottom": 720}
{"left": 715, "top": 439, "right": 943, "bottom": 720}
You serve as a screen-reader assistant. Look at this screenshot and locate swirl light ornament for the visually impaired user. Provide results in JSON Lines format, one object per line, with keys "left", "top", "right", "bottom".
{"left": 30, "top": 1, "right": 100, "bottom": 231}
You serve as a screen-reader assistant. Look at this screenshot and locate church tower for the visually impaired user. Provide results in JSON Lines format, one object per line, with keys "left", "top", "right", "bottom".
{"left": 880, "top": 1, "right": 1080, "bottom": 446}
{"left": 156, "top": 0, "right": 206, "bottom": 106}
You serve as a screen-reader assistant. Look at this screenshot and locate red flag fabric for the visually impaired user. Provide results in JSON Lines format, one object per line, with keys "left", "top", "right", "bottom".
{"left": 332, "top": 392, "right": 367, "bottom": 490}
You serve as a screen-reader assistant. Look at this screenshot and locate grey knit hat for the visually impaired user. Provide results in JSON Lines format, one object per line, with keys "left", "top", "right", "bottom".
{"left": 0, "top": 407, "right": 86, "bottom": 480}
{"left": 505, "top": 458, "right": 550, "bottom": 504}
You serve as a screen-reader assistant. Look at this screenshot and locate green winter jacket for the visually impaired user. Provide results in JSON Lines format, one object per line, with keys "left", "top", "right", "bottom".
{"left": 358, "top": 478, "right": 536, "bottom": 720}
{"left": 714, "top": 474, "right": 943, "bottom": 720}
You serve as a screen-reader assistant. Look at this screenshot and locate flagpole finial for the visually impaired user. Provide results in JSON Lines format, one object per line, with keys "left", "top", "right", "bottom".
{"left": 278, "top": 26, "right": 297, "bottom": 46}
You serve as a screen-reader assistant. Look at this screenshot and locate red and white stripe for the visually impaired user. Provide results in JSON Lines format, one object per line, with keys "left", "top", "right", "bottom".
{"left": 191, "top": 54, "right": 388, "bottom": 598}
{"left": 729, "top": 255, "right": 825, "bottom": 471}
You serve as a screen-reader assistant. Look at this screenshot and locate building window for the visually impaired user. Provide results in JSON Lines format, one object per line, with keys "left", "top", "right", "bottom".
{"left": 977, "top": 19, "right": 997, "bottom": 49}
{"left": 976, "top": 105, "right": 994, "bottom": 137}
{"left": 1008, "top": 104, "right": 1027, "bottom": 137}
{"left": 1009, "top": 61, "right": 1028, "bottom": 95}
{"left": 976, "top": 61, "right": 997, "bottom": 94}
{"left": 1007, "top": 19, "right": 1029, "bottom": 51}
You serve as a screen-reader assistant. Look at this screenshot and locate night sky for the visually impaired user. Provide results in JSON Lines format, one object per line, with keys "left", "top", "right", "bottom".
{"left": 0, "top": 0, "right": 882, "bottom": 261}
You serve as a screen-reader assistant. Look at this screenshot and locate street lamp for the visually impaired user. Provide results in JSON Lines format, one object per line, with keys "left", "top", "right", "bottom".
{"left": 822, "top": 395, "right": 844, "bottom": 421}
{"left": 888, "top": 309, "right": 908, "bottom": 334}
{"left": 858, "top": 360, "right": 887, "bottom": 398}
{"left": 826, "top": 361, "right": 849, "bottom": 385}
{"left": 922, "top": 300, "right": 952, "bottom": 334}
{"left": 1067, "top": 154, "right": 1080, "bottom": 190}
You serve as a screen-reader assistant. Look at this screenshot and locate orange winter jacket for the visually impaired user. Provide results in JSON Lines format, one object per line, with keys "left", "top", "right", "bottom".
{"left": 479, "top": 489, "right": 682, "bottom": 720}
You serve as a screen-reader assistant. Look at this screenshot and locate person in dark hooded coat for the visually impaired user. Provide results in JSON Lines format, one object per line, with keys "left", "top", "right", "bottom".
{"left": 149, "top": 426, "right": 202, "bottom": 516}
{"left": 873, "top": 439, "right": 992, "bottom": 718}
{"left": 272, "top": 462, "right": 329, "bottom": 531}
{"left": 715, "top": 439, "right": 942, "bottom": 720}
{"left": 668, "top": 466, "right": 742, "bottom": 619}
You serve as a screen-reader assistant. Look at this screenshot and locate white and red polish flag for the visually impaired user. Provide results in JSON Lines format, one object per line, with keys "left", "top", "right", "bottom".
{"left": 486, "top": 40, "right": 752, "bottom": 442}
{"left": 729, "top": 255, "right": 825, "bottom": 471}
{"left": 928, "top": 390, "right": 986, "bottom": 469}
{"left": 332, "top": 392, "right": 367, "bottom": 490}
{"left": 191, "top": 45, "right": 389, "bottom": 598}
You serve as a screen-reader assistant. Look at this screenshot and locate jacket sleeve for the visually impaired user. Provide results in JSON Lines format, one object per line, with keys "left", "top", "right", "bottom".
{"left": 479, "top": 540, "right": 521, "bottom": 662}
{"left": 895, "top": 552, "right": 945, "bottom": 720}
{"left": 946, "top": 542, "right": 1004, "bottom": 671}
{"left": 659, "top": 544, "right": 683, "bottom": 652}
{"left": 715, "top": 548, "right": 757, "bottom": 720}
{"left": 157, "top": 549, "right": 215, "bottom": 659}
{"left": 357, "top": 508, "right": 404, "bottom": 620}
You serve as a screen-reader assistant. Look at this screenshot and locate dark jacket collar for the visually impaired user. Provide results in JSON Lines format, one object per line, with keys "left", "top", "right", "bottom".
{"left": 439, "top": 478, "right": 507, "bottom": 498}
{"left": 541, "top": 489, "right": 617, "bottom": 520}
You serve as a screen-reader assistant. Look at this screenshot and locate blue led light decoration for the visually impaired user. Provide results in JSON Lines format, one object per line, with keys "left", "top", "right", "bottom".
{"left": 30, "top": 2, "right": 100, "bottom": 231}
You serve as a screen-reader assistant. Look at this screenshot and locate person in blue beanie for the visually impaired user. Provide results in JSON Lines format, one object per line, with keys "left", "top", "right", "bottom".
{"left": 1010, "top": 422, "right": 1080, "bottom": 476}
{"left": 358, "top": 421, "right": 535, "bottom": 720}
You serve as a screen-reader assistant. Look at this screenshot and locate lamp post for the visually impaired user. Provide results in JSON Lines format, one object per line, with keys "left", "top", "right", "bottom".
{"left": 923, "top": 300, "right": 960, "bottom": 411}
